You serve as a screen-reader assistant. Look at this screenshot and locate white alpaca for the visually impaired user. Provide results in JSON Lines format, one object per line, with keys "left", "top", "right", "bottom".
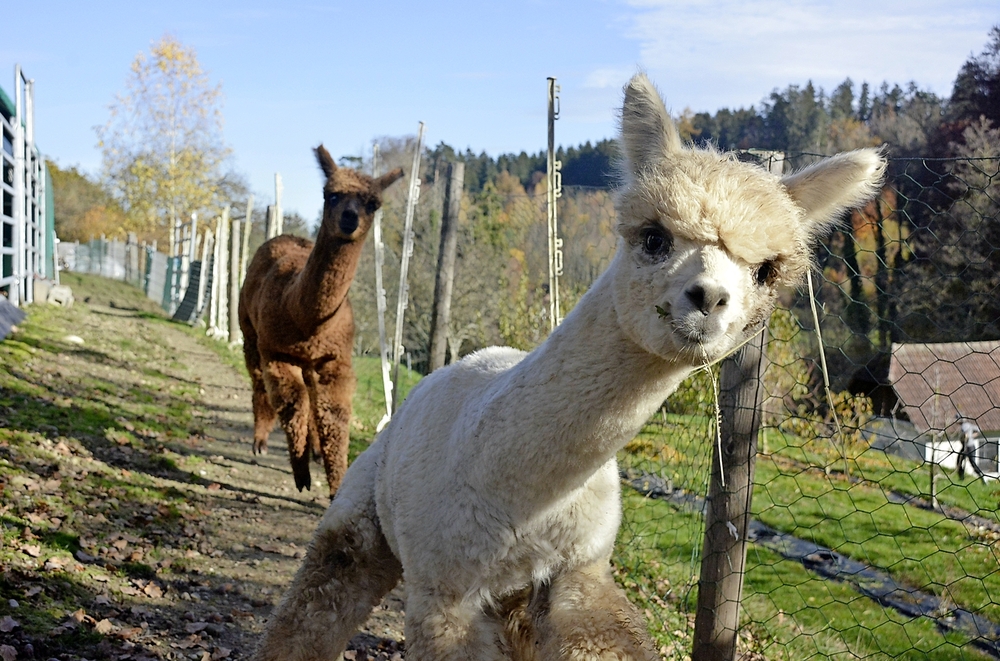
{"left": 254, "top": 74, "right": 885, "bottom": 661}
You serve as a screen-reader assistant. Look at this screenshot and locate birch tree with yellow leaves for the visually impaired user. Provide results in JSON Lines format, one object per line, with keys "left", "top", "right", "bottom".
{"left": 96, "top": 35, "right": 230, "bottom": 250}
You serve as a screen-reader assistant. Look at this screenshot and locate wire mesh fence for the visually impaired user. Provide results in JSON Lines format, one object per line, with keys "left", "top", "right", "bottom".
{"left": 619, "top": 152, "right": 1000, "bottom": 660}
{"left": 354, "top": 151, "right": 1000, "bottom": 659}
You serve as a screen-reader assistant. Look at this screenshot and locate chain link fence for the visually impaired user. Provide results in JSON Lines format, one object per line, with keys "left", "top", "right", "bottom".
{"left": 58, "top": 236, "right": 184, "bottom": 313}
{"left": 355, "top": 151, "right": 1000, "bottom": 659}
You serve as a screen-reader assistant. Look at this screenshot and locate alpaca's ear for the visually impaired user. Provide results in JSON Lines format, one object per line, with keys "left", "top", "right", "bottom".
{"left": 782, "top": 148, "right": 886, "bottom": 236}
{"left": 376, "top": 167, "right": 405, "bottom": 191}
{"left": 620, "top": 73, "right": 682, "bottom": 175}
{"left": 315, "top": 144, "right": 337, "bottom": 179}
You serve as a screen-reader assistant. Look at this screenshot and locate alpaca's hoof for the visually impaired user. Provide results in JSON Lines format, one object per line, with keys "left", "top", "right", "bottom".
{"left": 253, "top": 439, "right": 268, "bottom": 455}
{"left": 294, "top": 472, "right": 312, "bottom": 492}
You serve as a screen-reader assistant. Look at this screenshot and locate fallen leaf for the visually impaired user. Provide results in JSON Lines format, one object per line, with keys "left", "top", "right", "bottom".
{"left": 69, "top": 608, "right": 87, "bottom": 624}
{"left": 210, "top": 648, "right": 231, "bottom": 660}
{"left": 21, "top": 545, "right": 41, "bottom": 558}
{"left": 206, "top": 483, "right": 221, "bottom": 491}
{"left": 95, "top": 619, "right": 114, "bottom": 635}
{"left": 0, "top": 616, "right": 19, "bottom": 632}
{"left": 172, "top": 635, "right": 201, "bottom": 650}
{"left": 143, "top": 583, "right": 162, "bottom": 599}
{"left": 115, "top": 626, "right": 142, "bottom": 640}
{"left": 0, "top": 644, "right": 15, "bottom": 661}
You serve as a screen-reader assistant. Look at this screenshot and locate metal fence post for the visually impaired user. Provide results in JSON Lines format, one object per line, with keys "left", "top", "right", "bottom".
{"left": 274, "top": 173, "right": 283, "bottom": 237}
{"left": 546, "top": 77, "right": 564, "bottom": 331}
{"left": 239, "top": 196, "right": 253, "bottom": 286}
{"left": 391, "top": 122, "right": 425, "bottom": 410}
{"left": 693, "top": 327, "right": 768, "bottom": 661}
{"left": 229, "top": 215, "right": 241, "bottom": 343}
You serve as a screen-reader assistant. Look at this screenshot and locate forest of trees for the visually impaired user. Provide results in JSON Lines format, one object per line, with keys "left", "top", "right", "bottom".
{"left": 49, "top": 27, "right": 1000, "bottom": 382}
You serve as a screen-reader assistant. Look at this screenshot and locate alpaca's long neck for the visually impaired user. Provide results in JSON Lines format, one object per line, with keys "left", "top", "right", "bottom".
{"left": 475, "top": 262, "right": 696, "bottom": 504}
{"left": 285, "top": 230, "right": 365, "bottom": 327}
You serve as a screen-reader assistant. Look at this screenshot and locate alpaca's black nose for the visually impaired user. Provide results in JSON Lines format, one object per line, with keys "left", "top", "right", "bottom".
{"left": 340, "top": 208, "right": 359, "bottom": 234}
{"left": 686, "top": 283, "right": 729, "bottom": 315}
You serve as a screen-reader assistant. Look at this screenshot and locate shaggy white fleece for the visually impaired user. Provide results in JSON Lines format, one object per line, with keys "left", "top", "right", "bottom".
{"left": 254, "top": 73, "right": 885, "bottom": 661}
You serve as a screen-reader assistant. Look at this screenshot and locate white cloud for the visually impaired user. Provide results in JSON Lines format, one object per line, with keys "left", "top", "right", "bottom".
{"left": 619, "top": 0, "right": 998, "bottom": 110}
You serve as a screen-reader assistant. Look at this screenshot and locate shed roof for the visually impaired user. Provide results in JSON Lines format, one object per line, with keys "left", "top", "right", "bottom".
{"left": 889, "top": 341, "right": 1000, "bottom": 434}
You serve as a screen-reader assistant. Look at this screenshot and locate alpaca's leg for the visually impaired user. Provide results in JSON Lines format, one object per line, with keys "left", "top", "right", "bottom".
{"left": 404, "top": 587, "right": 508, "bottom": 661}
{"left": 311, "top": 361, "right": 355, "bottom": 498}
{"left": 534, "top": 562, "right": 658, "bottom": 661}
{"left": 241, "top": 328, "right": 276, "bottom": 455}
{"left": 252, "top": 380, "right": 277, "bottom": 456}
{"left": 264, "top": 360, "right": 313, "bottom": 491}
{"left": 254, "top": 449, "right": 401, "bottom": 661}
{"left": 301, "top": 371, "right": 322, "bottom": 460}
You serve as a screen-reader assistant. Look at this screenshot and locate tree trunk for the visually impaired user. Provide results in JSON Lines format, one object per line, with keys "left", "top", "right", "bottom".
{"left": 428, "top": 161, "right": 464, "bottom": 372}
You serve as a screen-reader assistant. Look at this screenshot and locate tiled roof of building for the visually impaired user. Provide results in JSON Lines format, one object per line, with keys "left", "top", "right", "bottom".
{"left": 889, "top": 341, "right": 1000, "bottom": 434}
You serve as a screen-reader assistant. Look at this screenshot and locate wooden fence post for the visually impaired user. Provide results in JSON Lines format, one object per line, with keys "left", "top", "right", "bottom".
{"left": 428, "top": 161, "right": 464, "bottom": 372}
{"left": 693, "top": 327, "right": 768, "bottom": 661}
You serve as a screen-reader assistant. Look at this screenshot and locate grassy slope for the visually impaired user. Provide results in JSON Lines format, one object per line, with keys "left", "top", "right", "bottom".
{"left": 0, "top": 273, "right": 421, "bottom": 660}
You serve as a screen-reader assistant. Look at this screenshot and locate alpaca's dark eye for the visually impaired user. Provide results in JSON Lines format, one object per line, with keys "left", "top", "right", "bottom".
{"left": 365, "top": 199, "right": 378, "bottom": 214}
{"left": 755, "top": 261, "right": 776, "bottom": 286}
{"left": 326, "top": 193, "right": 340, "bottom": 206}
{"left": 641, "top": 226, "right": 672, "bottom": 258}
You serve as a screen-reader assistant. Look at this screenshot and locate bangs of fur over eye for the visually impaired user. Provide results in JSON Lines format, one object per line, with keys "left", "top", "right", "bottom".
{"left": 619, "top": 152, "right": 807, "bottom": 268}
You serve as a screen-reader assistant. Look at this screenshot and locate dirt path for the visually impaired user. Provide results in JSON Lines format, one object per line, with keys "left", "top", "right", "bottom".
{"left": 0, "top": 284, "right": 404, "bottom": 661}
{"left": 154, "top": 313, "right": 407, "bottom": 659}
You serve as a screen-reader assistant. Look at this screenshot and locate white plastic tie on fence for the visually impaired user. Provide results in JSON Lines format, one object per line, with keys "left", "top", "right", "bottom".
{"left": 726, "top": 520, "right": 739, "bottom": 540}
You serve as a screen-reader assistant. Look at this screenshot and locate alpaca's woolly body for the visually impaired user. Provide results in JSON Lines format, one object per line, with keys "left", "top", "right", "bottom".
{"left": 254, "top": 75, "right": 885, "bottom": 660}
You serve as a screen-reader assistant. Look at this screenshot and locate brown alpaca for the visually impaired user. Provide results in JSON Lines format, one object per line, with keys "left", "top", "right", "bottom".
{"left": 238, "top": 146, "right": 403, "bottom": 497}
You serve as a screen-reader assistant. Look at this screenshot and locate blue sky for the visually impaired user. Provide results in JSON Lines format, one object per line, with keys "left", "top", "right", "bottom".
{"left": 2, "top": 1, "right": 996, "bottom": 223}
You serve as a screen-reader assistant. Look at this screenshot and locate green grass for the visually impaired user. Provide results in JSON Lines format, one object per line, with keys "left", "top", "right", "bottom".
{"left": 617, "top": 407, "right": 1000, "bottom": 658}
